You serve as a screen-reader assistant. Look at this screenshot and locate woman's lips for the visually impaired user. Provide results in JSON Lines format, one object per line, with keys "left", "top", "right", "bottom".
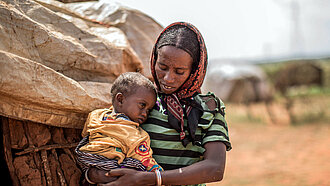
{"left": 163, "top": 84, "right": 174, "bottom": 89}
{"left": 160, "top": 83, "right": 176, "bottom": 92}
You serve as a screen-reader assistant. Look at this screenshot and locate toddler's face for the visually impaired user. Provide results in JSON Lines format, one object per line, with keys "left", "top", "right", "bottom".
{"left": 119, "top": 87, "right": 156, "bottom": 124}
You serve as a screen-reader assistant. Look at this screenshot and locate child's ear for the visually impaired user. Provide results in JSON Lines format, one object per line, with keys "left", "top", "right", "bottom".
{"left": 115, "top": 93, "right": 124, "bottom": 105}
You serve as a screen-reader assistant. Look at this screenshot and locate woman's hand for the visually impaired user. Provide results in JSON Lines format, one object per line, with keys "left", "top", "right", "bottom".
{"left": 98, "top": 168, "right": 155, "bottom": 186}
{"left": 88, "top": 167, "right": 118, "bottom": 184}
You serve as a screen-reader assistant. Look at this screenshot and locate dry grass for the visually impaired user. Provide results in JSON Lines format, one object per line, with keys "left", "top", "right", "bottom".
{"left": 208, "top": 59, "right": 330, "bottom": 185}
{"left": 207, "top": 96, "right": 330, "bottom": 186}
{"left": 214, "top": 122, "right": 330, "bottom": 186}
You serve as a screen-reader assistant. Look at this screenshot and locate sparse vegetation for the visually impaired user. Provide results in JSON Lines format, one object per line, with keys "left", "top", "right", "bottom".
{"left": 208, "top": 58, "right": 330, "bottom": 186}
{"left": 225, "top": 58, "right": 330, "bottom": 125}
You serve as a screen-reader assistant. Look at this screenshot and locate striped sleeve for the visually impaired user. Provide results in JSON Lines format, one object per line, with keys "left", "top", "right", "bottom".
{"left": 202, "top": 112, "right": 232, "bottom": 150}
{"left": 197, "top": 93, "right": 232, "bottom": 151}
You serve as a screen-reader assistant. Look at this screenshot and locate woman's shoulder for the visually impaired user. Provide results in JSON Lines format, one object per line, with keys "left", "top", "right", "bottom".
{"left": 194, "top": 92, "right": 226, "bottom": 116}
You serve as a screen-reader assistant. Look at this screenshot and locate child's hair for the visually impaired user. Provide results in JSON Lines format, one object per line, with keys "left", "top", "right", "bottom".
{"left": 110, "top": 72, "right": 156, "bottom": 101}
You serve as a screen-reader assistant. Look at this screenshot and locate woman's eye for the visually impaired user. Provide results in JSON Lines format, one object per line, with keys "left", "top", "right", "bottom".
{"left": 176, "top": 70, "right": 185, "bottom": 75}
{"left": 158, "top": 63, "right": 167, "bottom": 70}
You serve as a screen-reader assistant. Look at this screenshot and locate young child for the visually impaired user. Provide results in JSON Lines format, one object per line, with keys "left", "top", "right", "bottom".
{"left": 75, "top": 72, "right": 162, "bottom": 179}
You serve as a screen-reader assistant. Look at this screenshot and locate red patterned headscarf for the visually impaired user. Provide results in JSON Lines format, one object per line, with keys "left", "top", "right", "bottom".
{"left": 150, "top": 22, "right": 208, "bottom": 146}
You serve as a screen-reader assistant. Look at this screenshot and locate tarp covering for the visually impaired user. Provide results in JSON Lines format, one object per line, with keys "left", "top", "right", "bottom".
{"left": 203, "top": 62, "right": 273, "bottom": 103}
{"left": 0, "top": 0, "right": 163, "bottom": 128}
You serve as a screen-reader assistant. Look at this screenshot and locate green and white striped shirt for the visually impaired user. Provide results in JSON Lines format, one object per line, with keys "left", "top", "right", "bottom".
{"left": 142, "top": 92, "right": 231, "bottom": 177}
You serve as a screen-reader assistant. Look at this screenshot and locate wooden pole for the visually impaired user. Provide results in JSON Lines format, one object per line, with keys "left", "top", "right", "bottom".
{"left": 2, "top": 117, "right": 20, "bottom": 186}
{"left": 15, "top": 143, "right": 79, "bottom": 156}
{"left": 41, "top": 150, "right": 53, "bottom": 186}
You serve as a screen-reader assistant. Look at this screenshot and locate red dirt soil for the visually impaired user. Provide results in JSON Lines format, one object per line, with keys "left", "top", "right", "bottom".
{"left": 208, "top": 122, "right": 330, "bottom": 186}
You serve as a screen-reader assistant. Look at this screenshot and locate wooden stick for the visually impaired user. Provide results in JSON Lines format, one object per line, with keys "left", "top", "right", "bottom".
{"left": 23, "top": 121, "right": 46, "bottom": 185}
{"left": 64, "top": 148, "right": 77, "bottom": 164}
{"left": 51, "top": 149, "right": 67, "bottom": 186}
{"left": 15, "top": 142, "right": 79, "bottom": 156}
{"left": 2, "top": 117, "right": 20, "bottom": 186}
{"left": 35, "top": 152, "right": 47, "bottom": 186}
{"left": 41, "top": 150, "right": 53, "bottom": 186}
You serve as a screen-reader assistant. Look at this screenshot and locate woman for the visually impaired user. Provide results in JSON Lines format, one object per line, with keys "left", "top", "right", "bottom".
{"left": 85, "top": 22, "right": 231, "bottom": 186}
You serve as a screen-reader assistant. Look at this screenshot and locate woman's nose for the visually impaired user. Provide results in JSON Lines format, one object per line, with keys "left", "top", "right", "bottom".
{"left": 164, "top": 71, "right": 174, "bottom": 83}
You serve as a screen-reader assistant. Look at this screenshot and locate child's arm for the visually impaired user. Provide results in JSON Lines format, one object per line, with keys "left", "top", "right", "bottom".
{"left": 129, "top": 141, "right": 163, "bottom": 171}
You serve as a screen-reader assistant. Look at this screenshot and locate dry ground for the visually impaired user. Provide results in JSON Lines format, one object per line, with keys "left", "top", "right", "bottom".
{"left": 208, "top": 121, "right": 330, "bottom": 186}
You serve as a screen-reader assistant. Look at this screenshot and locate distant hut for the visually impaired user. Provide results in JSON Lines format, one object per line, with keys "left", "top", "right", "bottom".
{"left": 273, "top": 61, "right": 324, "bottom": 123}
{"left": 275, "top": 61, "right": 323, "bottom": 95}
{"left": 203, "top": 62, "right": 274, "bottom": 104}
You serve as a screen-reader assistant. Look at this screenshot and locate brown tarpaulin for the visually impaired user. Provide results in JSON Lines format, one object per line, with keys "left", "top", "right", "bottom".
{"left": 0, "top": 0, "right": 163, "bottom": 129}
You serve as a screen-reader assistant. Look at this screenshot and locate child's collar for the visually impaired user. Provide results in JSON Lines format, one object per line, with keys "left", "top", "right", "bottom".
{"left": 109, "top": 106, "right": 131, "bottom": 121}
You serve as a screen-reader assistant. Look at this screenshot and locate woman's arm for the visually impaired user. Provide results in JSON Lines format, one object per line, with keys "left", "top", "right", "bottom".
{"left": 161, "top": 141, "right": 227, "bottom": 185}
{"left": 98, "top": 141, "right": 227, "bottom": 186}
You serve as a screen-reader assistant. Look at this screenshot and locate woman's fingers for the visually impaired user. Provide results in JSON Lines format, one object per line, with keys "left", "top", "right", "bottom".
{"left": 98, "top": 169, "right": 140, "bottom": 186}
{"left": 107, "top": 168, "right": 132, "bottom": 177}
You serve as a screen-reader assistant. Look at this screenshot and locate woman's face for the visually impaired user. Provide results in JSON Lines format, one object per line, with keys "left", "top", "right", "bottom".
{"left": 155, "top": 45, "right": 194, "bottom": 94}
